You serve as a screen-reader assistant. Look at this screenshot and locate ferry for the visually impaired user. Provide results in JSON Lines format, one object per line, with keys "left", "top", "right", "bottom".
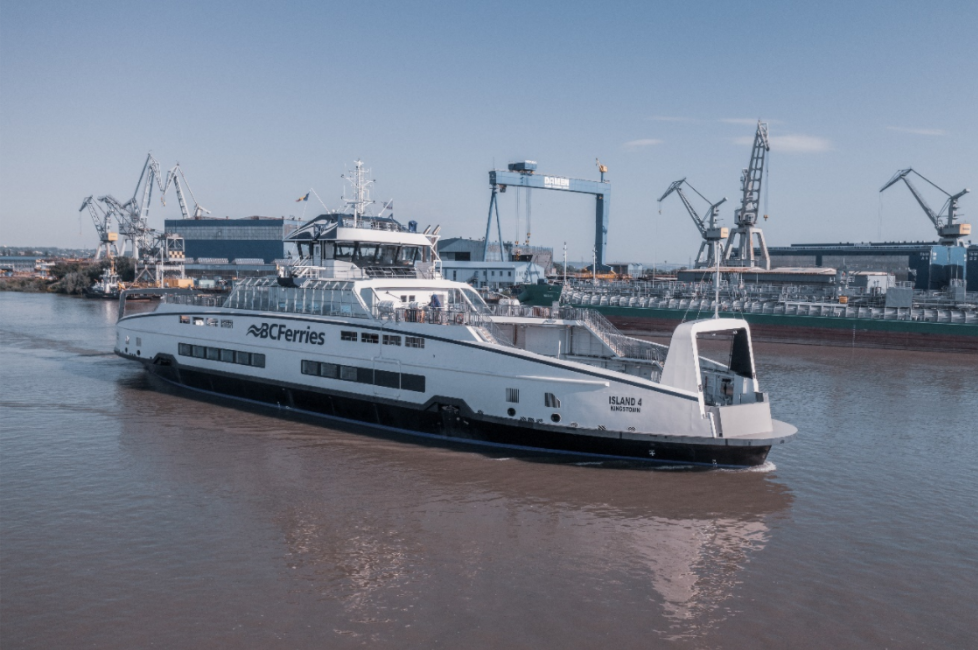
{"left": 115, "top": 164, "right": 796, "bottom": 467}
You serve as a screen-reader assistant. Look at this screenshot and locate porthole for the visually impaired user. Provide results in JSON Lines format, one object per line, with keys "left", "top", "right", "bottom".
{"left": 507, "top": 408, "right": 516, "bottom": 417}
{"left": 550, "top": 413, "right": 561, "bottom": 423}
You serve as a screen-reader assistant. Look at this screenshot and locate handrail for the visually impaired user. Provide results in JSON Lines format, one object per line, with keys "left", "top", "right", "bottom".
{"left": 558, "top": 306, "right": 666, "bottom": 361}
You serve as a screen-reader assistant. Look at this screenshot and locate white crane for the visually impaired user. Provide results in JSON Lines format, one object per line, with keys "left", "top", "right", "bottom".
{"left": 161, "top": 163, "right": 211, "bottom": 219}
{"left": 879, "top": 168, "right": 970, "bottom": 245}
{"left": 79, "top": 196, "right": 119, "bottom": 259}
{"left": 658, "top": 179, "right": 728, "bottom": 268}
{"left": 723, "top": 120, "right": 771, "bottom": 269}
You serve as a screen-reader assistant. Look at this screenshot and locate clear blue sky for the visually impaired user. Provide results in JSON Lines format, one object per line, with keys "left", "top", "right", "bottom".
{"left": 2, "top": 0, "right": 975, "bottom": 264}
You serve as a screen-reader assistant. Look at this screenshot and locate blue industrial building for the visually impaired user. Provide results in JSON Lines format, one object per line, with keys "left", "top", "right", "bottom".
{"left": 164, "top": 217, "right": 302, "bottom": 263}
{"left": 769, "top": 242, "right": 973, "bottom": 291}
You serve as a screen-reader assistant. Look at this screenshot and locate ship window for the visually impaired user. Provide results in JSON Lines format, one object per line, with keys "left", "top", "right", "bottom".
{"left": 506, "top": 388, "right": 520, "bottom": 403}
{"left": 401, "top": 373, "right": 426, "bottom": 393}
{"left": 405, "top": 336, "right": 425, "bottom": 349}
{"left": 221, "top": 320, "right": 233, "bottom": 328}
{"left": 355, "top": 244, "right": 379, "bottom": 263}
{"left": 341, "top": 331, "right": 357, "bottom": 342}
{"left": 192, "top": 345, "right": 206, "bottom": 358}
{"left": 361, "top": 333, "right": 379, "bottom": 344}
{"left": 340, "top": 365, "right": 358, "bottom": 382}
{"left": 136, "top": 337, "right": 142, "bottom": 347}
{"left": 206, "top": 318, "right": 219, "bottom": 327}
{"left": 377, "top": 245, "right": 398, "bottom": 265}
{"left": 334, "top": 244, "right": 356, "bottom": 261}
{"left": 399, "top": 246, "right": 421, "bottom": 263}
{"left": 180, "top": 315, "right": 190, "bottom": 324}
{"left": 383, "top": 335, "right": 401, "bottom": 346}
{"left": 178, "top": 343, "right": 192, "bottom": 356}
{"left": 206, "top": 347, "right": 220, "bottom": 360}
{"left": 375, "top": 370, "right": 399, "bottom": 389}
{"left": 301, "top": 360, "right": 319, "bottom": 376}
{"left": 235, "top": 351, "right": 251, "bottom": 365}
{"left": 544, "top": 393, "right": 560, "bottom": 408}
{"left": 320, "top": 363, "right": 339, "bottom": 378}
{"left": 356, "top": 367, "right": 374, "bottom": 384}
{"left": 221, "top": 349, "right": 235, "bottom": 363}
{"left": 194, "top": 318, "right": 205, "bottom": 326}
{"left": 250, "top": 353, "right": 265, "bottom": 368}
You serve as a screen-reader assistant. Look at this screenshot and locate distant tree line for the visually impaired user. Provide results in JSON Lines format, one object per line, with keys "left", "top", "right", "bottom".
{"left": 0, "top": 258, "right": 134, "bottom": 294}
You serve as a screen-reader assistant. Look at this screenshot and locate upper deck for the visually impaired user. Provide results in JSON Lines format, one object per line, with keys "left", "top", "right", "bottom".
{"left": 284, "top": 213, "right": 442, "bottom": 281}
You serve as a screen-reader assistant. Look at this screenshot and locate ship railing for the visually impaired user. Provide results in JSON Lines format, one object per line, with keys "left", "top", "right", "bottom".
{"left": 222, "top": 283, "right": 373, "bottom": 319}
{"left": 374, "top": 303, "right": 515, "bottom": 347}
{"left": 558, "top": 306, "right": 667, "bottom": 362}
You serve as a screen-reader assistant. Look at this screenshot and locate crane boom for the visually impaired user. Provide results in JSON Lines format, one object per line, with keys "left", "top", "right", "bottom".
{"left": 722, "top": 121, "right": 772, "bottom": 269}
{"left": 160, "top": 163, "right": 210, "bottom": 219}
{"left": 658, "top": 178, "right": 728, "bottom": 268}
{"left": 80, "top": 195, "right": 118, "bottom": 259}
{"left": 880, "top": 168, "right": 971, "bottom": 245}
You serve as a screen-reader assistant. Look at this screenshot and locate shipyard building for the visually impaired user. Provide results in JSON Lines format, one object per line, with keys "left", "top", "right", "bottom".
{"left": 164, "top": 216, "right": 302, "bottom": 277}
{"left": 768, "top": 242, "right": 977, "bottom": 291}
{"left": 437, "top": 237, "right": 551, "bottom": 289}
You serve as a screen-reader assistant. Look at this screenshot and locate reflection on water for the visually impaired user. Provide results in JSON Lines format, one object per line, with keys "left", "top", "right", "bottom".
{"left": 111, "top": 368, "right": 792, "bottom": 644}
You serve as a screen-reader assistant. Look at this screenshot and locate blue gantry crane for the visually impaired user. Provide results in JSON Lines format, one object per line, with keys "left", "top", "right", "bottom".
{"left": 483, "top": 160, "right": 612, "bottom": 269}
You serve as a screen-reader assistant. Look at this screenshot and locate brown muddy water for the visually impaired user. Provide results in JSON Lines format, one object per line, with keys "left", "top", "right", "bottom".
{"left": 1, "top": 293, "right": 976, "bottom": 649}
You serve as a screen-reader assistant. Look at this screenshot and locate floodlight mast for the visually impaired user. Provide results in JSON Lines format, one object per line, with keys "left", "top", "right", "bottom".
{"left": 879, "top": 168, "right": 971, "bottom": 245}
{"left": 658, "top": 178, "right": 728, "bottom": 268}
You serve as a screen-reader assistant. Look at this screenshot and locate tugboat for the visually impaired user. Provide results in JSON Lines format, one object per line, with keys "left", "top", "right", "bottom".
{"left": 83, "top": 260, "right": 123, "bottom": 299}
{"left": 114, "top": 161, "right": 796, "bottom": 467}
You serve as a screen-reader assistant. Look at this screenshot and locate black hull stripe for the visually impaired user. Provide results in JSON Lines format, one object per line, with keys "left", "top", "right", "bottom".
{"left": 120, "top": 310, "right": 697, "bottom": 401}
{"left": 138, "top": 362, "right": 770, "bottom": 468}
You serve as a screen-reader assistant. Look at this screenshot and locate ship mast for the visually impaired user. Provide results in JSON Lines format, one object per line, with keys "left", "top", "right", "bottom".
{"left": 342, "top": 160, "right": 375, "bottom": 228}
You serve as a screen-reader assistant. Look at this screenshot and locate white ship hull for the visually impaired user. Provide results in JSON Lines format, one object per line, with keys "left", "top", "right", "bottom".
{"left": 116, "top": 302, "right": 794, "bottom": 467}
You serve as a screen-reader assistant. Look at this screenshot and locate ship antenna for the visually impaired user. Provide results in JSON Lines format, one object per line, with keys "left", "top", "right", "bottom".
{"left": 341, "top": 159, "right": 375, "bottom": 228}
{"left": 714, "top": 240, "right": 721, "bottom": 319}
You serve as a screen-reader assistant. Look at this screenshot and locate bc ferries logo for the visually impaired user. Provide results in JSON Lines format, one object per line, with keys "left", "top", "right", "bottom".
{"left": 247, "top": 322, "right": 326, "bottom": 345}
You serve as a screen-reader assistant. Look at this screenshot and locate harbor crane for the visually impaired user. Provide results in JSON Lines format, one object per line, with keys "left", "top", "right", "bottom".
{"left": 879, "top": 168, "right": 971, "bottom": 245}
{"left": 483, "top": 160, "right": 611, "bottom": 269}
{"left": 161, "top": 163, "right": 211, "bottom": 220}
{"left": 79, "top": 196, "right": 119, "bottom": 259}
{"left": 723, "top": 120, "right": 771, "bottom": 269}
{"left": 658, "top": 178, "right": 728, "bottom": 268}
